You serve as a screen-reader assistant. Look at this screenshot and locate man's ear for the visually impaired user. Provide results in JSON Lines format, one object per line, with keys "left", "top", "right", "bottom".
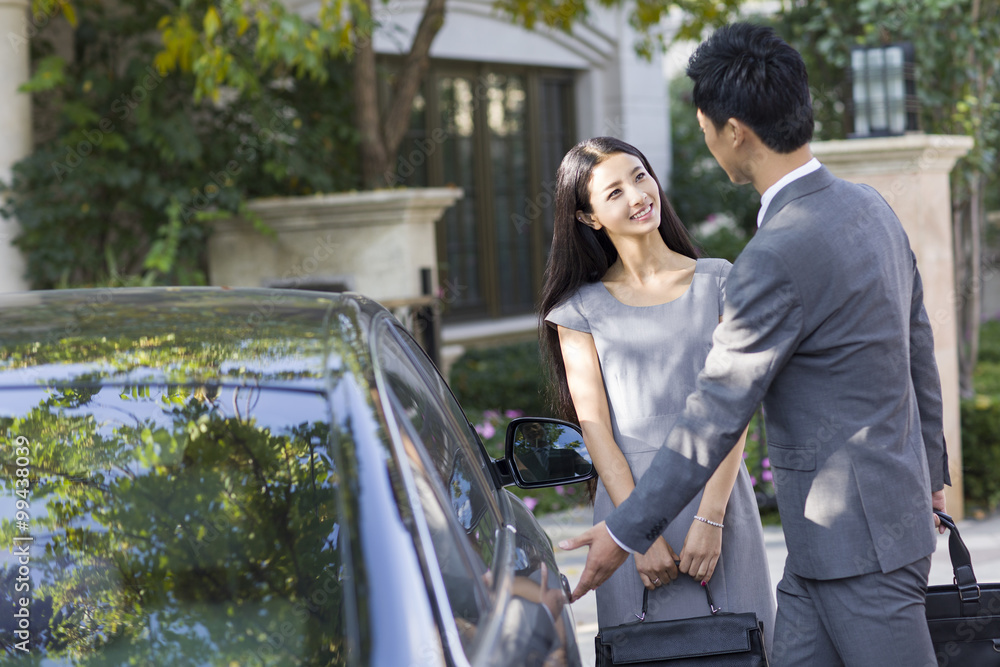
{"left": 576, "top": 211, "right": 601, "bottom": 230}
{"left": 727, "top": 118, "right": 746, "bottom": 147}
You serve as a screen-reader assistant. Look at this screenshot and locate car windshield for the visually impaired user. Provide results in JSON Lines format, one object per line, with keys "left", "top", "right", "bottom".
{"left": 0, "top": 383, "right": 352, "bottom": 665}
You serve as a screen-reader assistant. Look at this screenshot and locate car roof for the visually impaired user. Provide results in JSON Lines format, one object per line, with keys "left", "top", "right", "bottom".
{"left": 0, "top": 287, "right": 387, "bottom": 390}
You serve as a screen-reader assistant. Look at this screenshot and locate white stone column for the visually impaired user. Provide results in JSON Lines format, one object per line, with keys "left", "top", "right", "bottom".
{"left": 812, "top": 133, "right": 974, "bottom": 519}
{"left": 0, "top": 0, "right": 31, "bottom": 292}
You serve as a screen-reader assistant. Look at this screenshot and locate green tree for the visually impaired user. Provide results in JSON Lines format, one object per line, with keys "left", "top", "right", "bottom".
{"left": 777, "top": 0, "right": 1000, "bottom": 396}
{"left": 153, "top": 0, "right": 747, "bottom": 189}
{"left": 7, "top": 0, "right": 750, "bottom": 288}
{"left": 4, "top": 0, "right": 360, "bottom": 288}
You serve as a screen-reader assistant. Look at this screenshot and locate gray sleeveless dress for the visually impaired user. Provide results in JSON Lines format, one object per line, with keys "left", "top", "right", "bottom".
{"left": 546, "top": 258, "right": 775, "bottom": 648}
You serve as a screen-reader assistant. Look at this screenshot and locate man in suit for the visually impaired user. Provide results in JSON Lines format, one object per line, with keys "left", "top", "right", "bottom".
{"left": 559, "top": 22, "right": 950, "bottom": 665}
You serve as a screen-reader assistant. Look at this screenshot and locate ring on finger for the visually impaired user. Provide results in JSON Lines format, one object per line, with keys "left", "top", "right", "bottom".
{"left": 652, "top": 577, "right": 660, "bottom": 585}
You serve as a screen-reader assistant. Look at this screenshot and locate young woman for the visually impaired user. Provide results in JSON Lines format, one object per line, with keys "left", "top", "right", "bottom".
{"left": 539, "top": 137, "right": 775, "bottom": 642}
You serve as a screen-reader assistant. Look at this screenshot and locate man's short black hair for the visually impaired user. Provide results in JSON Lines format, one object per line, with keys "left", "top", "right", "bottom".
{"left": 686, "top": 22, "right": 814, "bottom": 153}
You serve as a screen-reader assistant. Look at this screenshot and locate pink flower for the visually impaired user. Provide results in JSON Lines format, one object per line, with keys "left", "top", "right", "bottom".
{"left": 523, "top": 497, "right": 538, "bottom": 511}
{"left": 750, "top": 475, "right": 758, "bottom": 487}
{"left": 475, "top": 422, "right": 496, "bottom": 439}
{"left": 762, "top": 470, "right": 773, "bottom": 483}
{"left": 554, "top": 485, "right": 566, "bottom": 496}
{"left": 742, "top": 452, "right": 749, "bottom": 459}
{"left": 504, "top": 409, "right": 524, "bottom": 419}
{"left": 484, "top": 409, "right": 501, "bottom": 422}
{"left": 761, "top": 457, "right": 770, "bottom": 469}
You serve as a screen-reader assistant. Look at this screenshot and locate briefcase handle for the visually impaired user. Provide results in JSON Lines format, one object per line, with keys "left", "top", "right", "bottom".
{"left": 635, "top": 561, "right": 721, "bottom": 622}
{"left": 934, "top": 510, "right": 982, "bottom": 616}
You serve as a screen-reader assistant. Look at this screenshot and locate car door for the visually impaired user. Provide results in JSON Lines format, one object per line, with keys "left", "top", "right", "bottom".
{"left": 371, "top": 316, "right": 581, "bottom": 667}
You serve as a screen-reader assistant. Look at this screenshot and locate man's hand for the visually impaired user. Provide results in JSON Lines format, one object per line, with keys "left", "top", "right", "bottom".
{"left": 932, "top": 489, "right": 947, "bottom": 534}
{"left": 558, "top": 521, "right": 629, "bottom": 602}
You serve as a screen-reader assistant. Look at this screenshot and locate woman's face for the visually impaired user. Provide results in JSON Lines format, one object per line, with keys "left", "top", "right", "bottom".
{"left": 579, "top": 152, "right": 660, "bottom": 240}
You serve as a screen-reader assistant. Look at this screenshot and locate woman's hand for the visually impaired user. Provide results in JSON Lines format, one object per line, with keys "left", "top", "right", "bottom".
{"left": 678, "top": 519, "right": 722, "bottom": 582}
{"left": 634, "top": 536, "right": 679, "bottom": 590}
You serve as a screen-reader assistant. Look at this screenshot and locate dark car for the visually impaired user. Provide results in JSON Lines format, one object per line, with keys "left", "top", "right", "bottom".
{"left": 0, "top": 288, "right": 594, "bottom": 666}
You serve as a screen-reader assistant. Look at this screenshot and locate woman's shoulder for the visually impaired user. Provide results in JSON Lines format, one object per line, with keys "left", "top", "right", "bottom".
{"left": 558, "top": 281, "right": 606, "bottom": 305}
{"left": 546, "top": 282, "right": 605, "bottom": 331}
{"left": 696, "top": 256, "right": 733, "bottom": 278}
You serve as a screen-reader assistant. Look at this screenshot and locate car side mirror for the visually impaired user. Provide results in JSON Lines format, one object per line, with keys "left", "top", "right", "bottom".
{"left": 501, "top": 417, "right": 595, "bottom": 489}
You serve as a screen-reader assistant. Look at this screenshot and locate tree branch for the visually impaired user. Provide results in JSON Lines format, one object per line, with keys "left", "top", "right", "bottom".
{"left": 379, "top": 0, "right": 447, "bottom": 182}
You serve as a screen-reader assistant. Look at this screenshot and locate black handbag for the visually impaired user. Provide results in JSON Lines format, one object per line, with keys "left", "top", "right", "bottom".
{"left": 594, "top": 573, "right": 769, "bottom": 666}
{"left": 926, "top": 511, "right": 1000, "bottom": 666}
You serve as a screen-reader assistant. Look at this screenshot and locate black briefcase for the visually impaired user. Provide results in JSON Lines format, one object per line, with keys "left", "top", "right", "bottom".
{"left": 595, "top": 575, "right": 769, "bottom": 666}
{"left": 925, "top": 511, "right": 1000, "bottom": 666}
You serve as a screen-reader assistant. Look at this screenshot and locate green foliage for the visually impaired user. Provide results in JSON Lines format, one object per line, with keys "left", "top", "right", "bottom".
{"left": 959, "top": 395, "right": 1000, "bottom": 513}
{"left": 155, "top": 0, "right": 367, "bottom": 102}
{"left": 3, "top": 1, "right": 360, "bottom": 288}
{"left": 973, "top": 320, "right": 1000, "bottom": 395}
{"left": 448, "top": 340, "right": 552, "bottom": 418}
{"left": 668, "top": 77, "right": 757, "bottom": 258}
{"left": 157, "top": 0, "right": 746, "bottom": 102}
{"left": 962, "top": 319, "right": 1000, "bottom": 512}
{"left": 777, "top": 0, "right": 1000, "bottom": 151}
{"left": 776, "top": 1, "right": 1000, "bottom": 394}
{"left": 978, "top": 318, "right": 1000, "bottom": 354}
{"left": 491, "top": 0, "right": 744, "bottom": 59}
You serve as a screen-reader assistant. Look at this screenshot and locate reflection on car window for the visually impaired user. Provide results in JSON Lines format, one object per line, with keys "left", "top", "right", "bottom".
{"left": 0, "top": 385, "right": 349, "bottom": 665}
{"left": 374, "top": 322, "right": 504, "bottom": 658}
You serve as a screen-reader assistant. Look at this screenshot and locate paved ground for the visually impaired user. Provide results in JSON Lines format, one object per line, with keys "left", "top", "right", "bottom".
{"left": 540, "top": 507, "right": 1000, "bottom": 665}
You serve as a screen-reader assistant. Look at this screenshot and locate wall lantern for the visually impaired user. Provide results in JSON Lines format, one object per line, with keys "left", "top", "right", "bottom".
{"left": 848, "top": 43, "right": 919, "bottom": 137}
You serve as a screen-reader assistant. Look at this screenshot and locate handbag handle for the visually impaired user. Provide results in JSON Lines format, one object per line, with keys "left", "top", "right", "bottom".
{"left": 934, "top": 510, "right": 981, "bottom": 616}
{"left": 635, "top": 561, "right": 721, "bottom": 621}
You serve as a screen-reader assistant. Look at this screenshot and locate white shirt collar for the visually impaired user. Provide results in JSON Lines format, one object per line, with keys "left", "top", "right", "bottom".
{"left": 756, "top": 158, "right": 822, "bottom": 228}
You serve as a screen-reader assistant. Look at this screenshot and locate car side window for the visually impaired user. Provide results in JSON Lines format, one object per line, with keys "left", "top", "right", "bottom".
{"left": 373, "top": 321, "right": 506, "bottom": 654}
{"left": 374, "top": 322, "right": 503, "bottom": 565}
{"left": 0, "top": 385, "right": 350, "bottom": 665}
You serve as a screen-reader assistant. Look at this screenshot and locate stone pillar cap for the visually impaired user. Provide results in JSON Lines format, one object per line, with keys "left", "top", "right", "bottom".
{"left": 811, "top": 133, "right": 974, "bottom": 176}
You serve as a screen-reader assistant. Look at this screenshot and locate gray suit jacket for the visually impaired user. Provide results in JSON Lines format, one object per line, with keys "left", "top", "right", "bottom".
{"left": 607, "top": 166, "right": 950, "bottom": 580}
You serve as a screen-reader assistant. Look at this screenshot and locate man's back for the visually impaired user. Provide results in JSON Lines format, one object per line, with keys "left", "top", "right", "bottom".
{"left": 718, "top": 166, "right": 943, "bottom": 579}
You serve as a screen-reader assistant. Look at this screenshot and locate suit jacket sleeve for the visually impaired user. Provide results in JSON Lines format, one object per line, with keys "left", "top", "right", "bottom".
{"left": 605, "top": 247, "right": 805, "bottom": 552}
{"left": 908, "top": 253, "right": 951, "bottom": 490}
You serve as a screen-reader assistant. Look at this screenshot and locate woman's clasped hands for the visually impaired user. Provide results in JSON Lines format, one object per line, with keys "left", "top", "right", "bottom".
{"left": 634, "top": 535, "right": 679, "bottom": 590}
{"left": 635, "top": 518, "right": 723, "bottom": 591}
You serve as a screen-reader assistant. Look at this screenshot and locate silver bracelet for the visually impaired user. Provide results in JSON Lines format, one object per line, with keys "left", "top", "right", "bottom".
{"left": 694, "top": 515, "right": 724, "bottom": 528}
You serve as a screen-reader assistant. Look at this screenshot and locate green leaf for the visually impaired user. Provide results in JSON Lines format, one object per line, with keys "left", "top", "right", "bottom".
{"left": 19, "top": 55, "right": 67, "bottom": 93}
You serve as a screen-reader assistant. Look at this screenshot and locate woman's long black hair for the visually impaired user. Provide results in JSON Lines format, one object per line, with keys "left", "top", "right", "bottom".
{"left": 539, "top": 136, "right": 699, "bottom": 437}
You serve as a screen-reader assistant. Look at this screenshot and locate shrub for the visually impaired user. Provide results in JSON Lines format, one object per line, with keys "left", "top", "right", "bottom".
{"left": 4, "top": 1, "right": 359, "bottom": 288}
{"left": 962, "top": 319, "right": 1000, "bottom": 514}
{"left": 448, "top": 340, "right": 551, "bottom": 419}
{"left": 959, "top": 396, "right": 1000, "bottom": 513}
